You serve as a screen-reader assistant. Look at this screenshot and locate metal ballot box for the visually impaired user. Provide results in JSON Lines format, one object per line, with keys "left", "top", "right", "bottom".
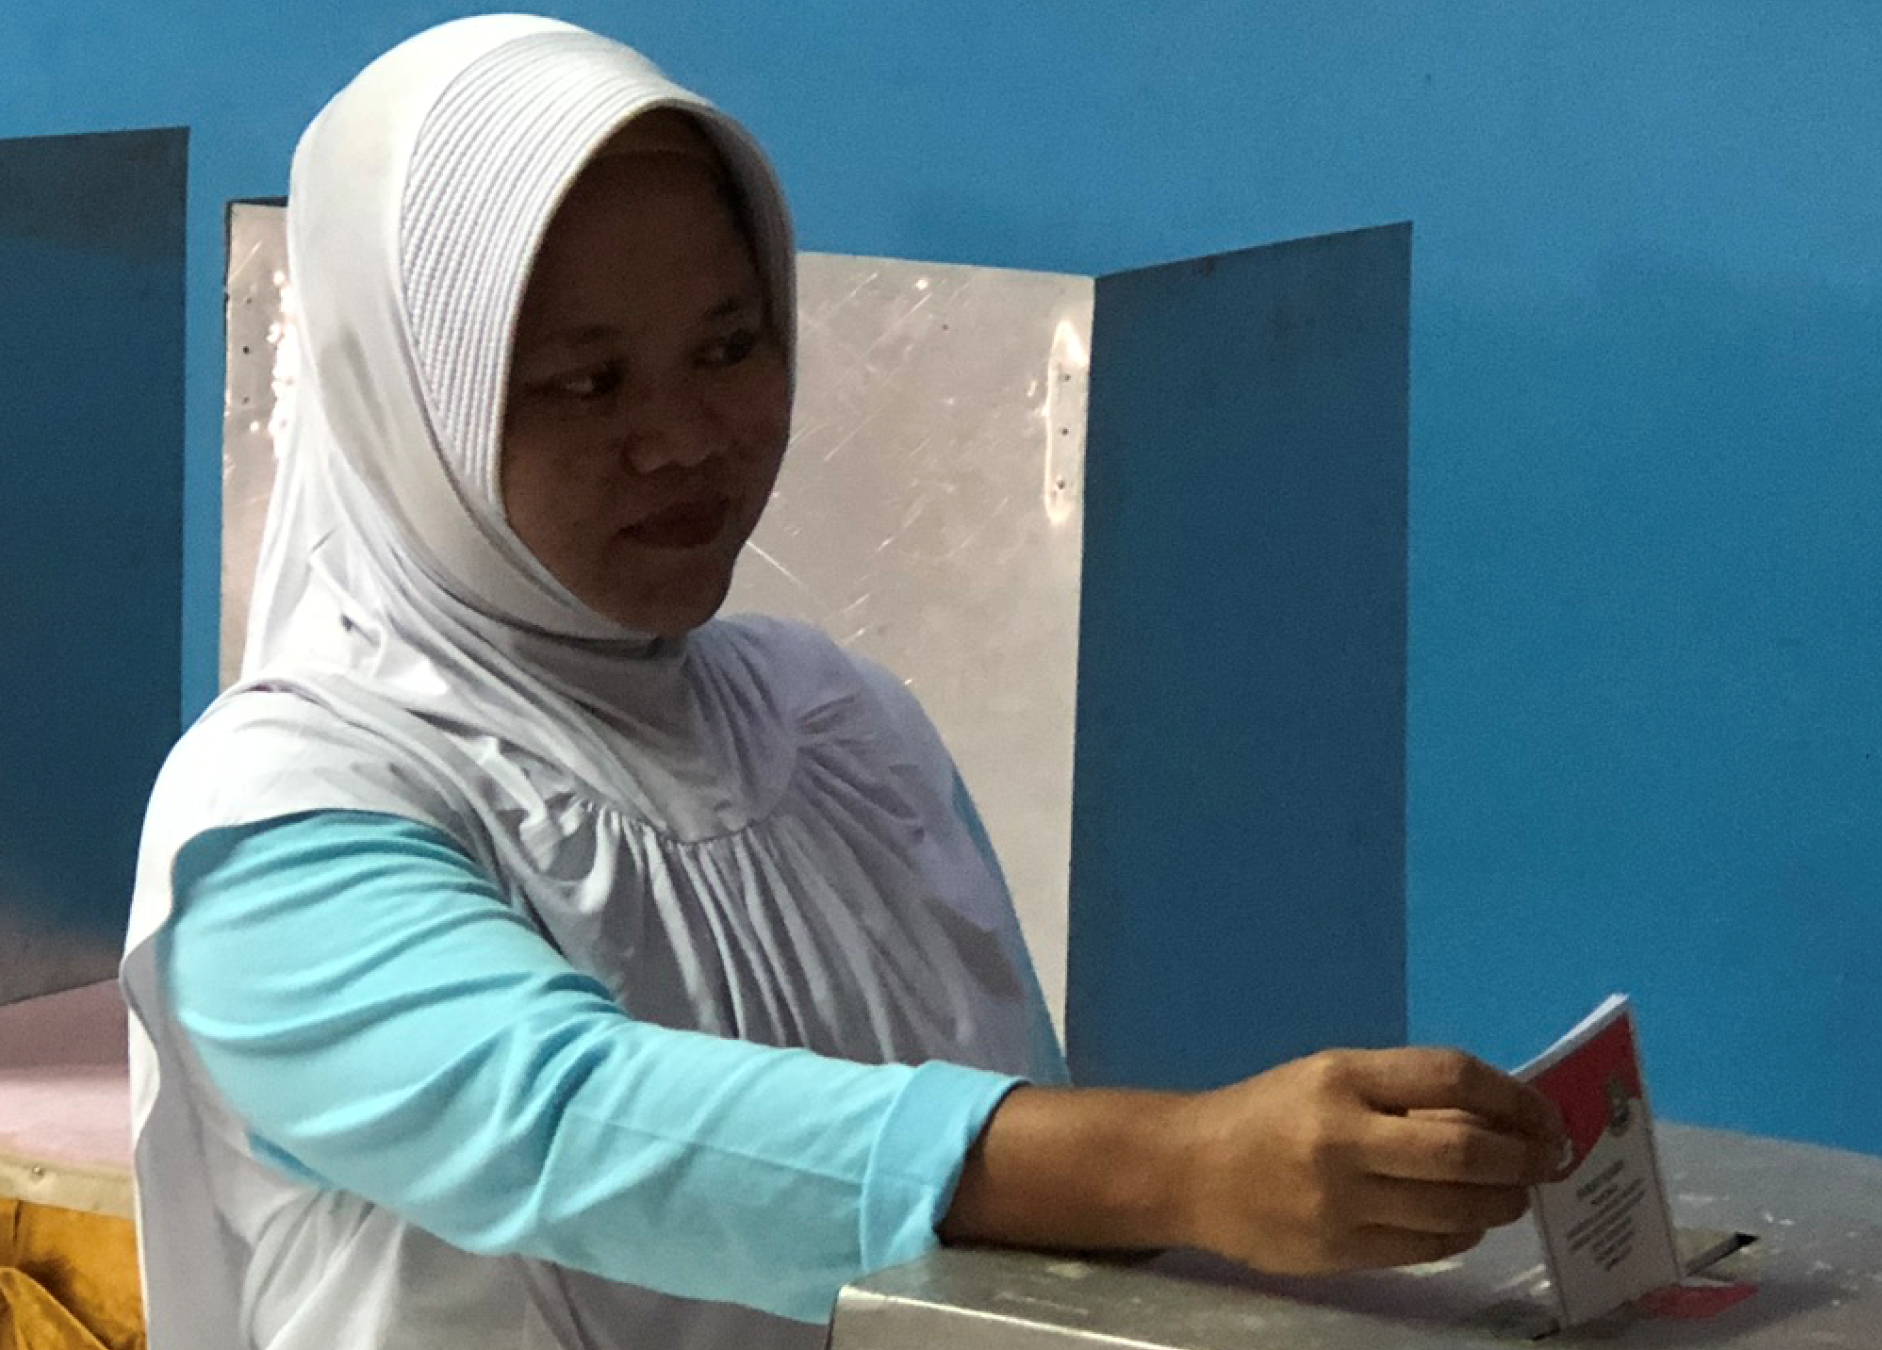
{"left": 829, "top": 1125, "right": 1882, "bottom": 1348}
{"left": 223, "top": 204, "right": 1412, "bottom": 1090}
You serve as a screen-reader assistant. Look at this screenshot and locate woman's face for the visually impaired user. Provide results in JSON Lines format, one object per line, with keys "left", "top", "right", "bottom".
{"left": 502, "top": 118, "right": 790, "bottom": 637}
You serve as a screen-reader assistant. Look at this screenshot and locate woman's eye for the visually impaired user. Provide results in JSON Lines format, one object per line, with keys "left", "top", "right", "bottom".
{"left": 540, "top": 362, "right": 623, "bottom": 401}
{"left": 702, "top": 328, "right": 763, "bottom": 368}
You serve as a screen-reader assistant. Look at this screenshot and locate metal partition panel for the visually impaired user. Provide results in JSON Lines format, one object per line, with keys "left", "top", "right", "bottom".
{"left": 220, "top": 202, "right": 288, "bottom": 693}
{"left": 729, "top": 256, "right": 1091, "bottom": 1024}
{"left": 220, "top": 205, "right": 1088, "bottom": 1022}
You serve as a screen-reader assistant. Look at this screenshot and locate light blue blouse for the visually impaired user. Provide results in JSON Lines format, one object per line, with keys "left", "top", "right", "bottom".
{"left": 160, "top": 801, "right": 1049, "bottom": 1324}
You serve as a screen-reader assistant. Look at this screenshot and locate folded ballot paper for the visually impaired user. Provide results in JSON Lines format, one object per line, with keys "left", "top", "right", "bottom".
{"left": 1514, "top": 994, "right": 1684, "bottom": 1327}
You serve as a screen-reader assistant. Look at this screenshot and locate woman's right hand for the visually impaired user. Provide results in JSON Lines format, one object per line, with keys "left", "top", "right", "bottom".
{"left": 1170, "top": 1047, "right": 1566, "bottom": 1273}
{"left": 940, "top": 1046, "right": 1566, "bottom": 1277}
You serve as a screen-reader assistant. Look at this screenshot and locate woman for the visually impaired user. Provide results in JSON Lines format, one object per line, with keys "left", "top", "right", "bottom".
{"left": 121, "top": 16, "right": 1563, "bottom": 1350}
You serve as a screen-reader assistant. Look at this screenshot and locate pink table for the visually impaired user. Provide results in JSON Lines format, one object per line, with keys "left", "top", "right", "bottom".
{"left": 0, "top": 979, "right": 134, "bottom": 1218}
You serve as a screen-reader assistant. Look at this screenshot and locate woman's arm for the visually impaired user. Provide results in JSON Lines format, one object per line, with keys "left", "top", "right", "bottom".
{"left": 167, "top": 809, "right": 1563, "bottom": 1321}
{"left": 163, "top": 810, "right": 1022, "bottom": 1324}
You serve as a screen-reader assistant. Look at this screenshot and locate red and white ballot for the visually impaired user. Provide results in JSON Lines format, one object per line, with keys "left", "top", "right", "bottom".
{"left": 1514, "top": 994, "right": 1684, "bottom": 1327}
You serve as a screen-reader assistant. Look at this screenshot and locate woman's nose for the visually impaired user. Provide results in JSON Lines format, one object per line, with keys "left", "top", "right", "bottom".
{"left": 618, "top": 381, "right": 723, "bottom": 475}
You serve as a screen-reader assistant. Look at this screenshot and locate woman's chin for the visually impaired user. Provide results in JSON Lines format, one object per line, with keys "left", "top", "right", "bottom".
{"left": 585, "top": 576, "right": 734, "bottom": 638}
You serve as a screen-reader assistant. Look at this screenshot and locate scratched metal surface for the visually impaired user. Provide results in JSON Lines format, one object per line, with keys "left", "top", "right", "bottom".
{"left": 829, "top": 1125, "right": 1882, "bottom": 1348}
{"left": 220, "top": 203, "right": 290, "bottom": 690}
{"left": 220, "top": 208, "right": 1089, "bottom": 1021}
{"left": 729, "top": 255, "right": 1091, "bottom": 1027}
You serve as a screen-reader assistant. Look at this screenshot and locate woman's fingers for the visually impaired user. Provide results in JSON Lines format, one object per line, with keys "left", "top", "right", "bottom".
{"left": 1320, "top": 1048, "right": 1567, "bottom": 1188}
{"left": 1353, "top": 1174, "right": 1533, "bottom": 1236}
{"left": 1359, "top": 1109, "right": 1554, "bottom": 1187}
{"left": 1339, "top": 1048, "right": 1564, "bottom": 1144}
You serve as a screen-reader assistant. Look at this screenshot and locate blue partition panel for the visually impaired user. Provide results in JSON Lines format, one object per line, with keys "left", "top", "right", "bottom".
{"left": 1069, "top": 225, "right": 1411, "bottom": 1090}
{"left": 0, "top": 127, "right": 187, "bottom": 1004}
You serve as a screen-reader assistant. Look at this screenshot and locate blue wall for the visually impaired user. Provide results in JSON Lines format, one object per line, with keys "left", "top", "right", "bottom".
{"left": 1, "top": 3, "right": 1876, "bottom": 1150}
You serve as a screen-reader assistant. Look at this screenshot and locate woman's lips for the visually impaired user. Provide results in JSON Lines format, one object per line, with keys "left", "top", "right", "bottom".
{"left": 622, "top": 496, "right": 732, "bottom": 550}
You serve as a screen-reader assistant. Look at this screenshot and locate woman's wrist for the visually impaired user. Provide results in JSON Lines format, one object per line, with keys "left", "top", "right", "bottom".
{"left": 938, "top": 1084, "right": 1201, "bottom": 1254}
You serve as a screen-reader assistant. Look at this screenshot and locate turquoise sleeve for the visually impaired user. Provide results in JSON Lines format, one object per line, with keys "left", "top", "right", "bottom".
{"left": 160, "top": 811, "right": 1023, "bottom": 1325}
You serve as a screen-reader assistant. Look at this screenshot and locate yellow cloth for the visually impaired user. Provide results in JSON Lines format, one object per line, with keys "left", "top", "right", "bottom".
{"left": 0, "top": 1200, "right": 144, "bottom": 1350}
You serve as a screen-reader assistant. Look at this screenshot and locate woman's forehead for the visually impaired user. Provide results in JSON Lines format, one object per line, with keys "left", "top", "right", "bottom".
{"left": 594, "top": 108, "right": 721, "bottom": 165}
{"left": 545, "top": 147, "right": 742, "bottom": 251}
{"left": 565, "top": 109, "right": 738, "bottom": 222}
{"left": 515, "top": 151, "right": 758, "bottom": 340}
{"left": 524, "top": 111, "right": 752, "bottom": 298}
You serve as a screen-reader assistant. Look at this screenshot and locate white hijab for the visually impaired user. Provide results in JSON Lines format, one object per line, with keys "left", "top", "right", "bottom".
{"left": 123, "top": 16, "right": 1050, "bottom": 1350}
{"left": 247, "top": 13, "right": 796, "bottom": 796}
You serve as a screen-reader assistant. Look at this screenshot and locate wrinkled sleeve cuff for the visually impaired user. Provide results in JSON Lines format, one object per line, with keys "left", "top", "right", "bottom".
{"left": 858, "top": 1059, "right": 1026, "bottom": 1275}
